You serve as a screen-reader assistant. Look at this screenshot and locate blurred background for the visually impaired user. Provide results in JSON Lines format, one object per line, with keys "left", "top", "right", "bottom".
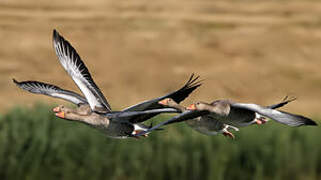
{"left": 0, "top": 0, "right": 321, "bottom": 180}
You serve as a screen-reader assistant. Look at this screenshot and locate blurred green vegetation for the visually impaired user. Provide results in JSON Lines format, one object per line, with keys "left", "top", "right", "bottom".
{"left": 0, "top": 104, "right": 320, "bottom": 180}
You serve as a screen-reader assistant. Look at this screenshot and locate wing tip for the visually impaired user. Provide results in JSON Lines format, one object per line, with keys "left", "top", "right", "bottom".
{"left": 12, "top": 78, "right": 20, "bottom": 86}
{"left": 12, "top": 78, "right": 18, "bottom": 83}
{"left": 304, "top": 118, "right": 318, "bottom": 126}
{"left": 53, "top": 29, "right": 59, "bottom": 40}
{"left": 294, "top": 115, "right": 318, "bottom": 126}
{"left": 283, "top": 95, "right": 297, "bottom": 104}
{"left": 52, "top": 29, "right": 63, "bottom": 46}
{"left": 295, "top": 113, "right": 318, "bottom": 126}
{"left": 168, "top": 73, "right": 203, "bottom": 104}
{"left": 185, "top": 73, "right": 203, "bottom": 88}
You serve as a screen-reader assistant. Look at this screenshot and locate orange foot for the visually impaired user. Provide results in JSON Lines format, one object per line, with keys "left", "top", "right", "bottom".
{"left": 223, "top": 131, "right": 235, "bottom": 139}
{"left": 133, "top": 130, "right": 148, "bottom": 138}
{"left": 255, "top": 117, "right": 268, "bottom": 125}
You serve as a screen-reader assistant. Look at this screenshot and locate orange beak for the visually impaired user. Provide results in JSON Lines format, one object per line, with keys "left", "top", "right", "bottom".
{"left": 186, "top": 104, "right": 196, "bottom": 110}
{"left": 55, "top": 111, "right": 65, "bottom": 119}
{"left": 53, "top": 106, "right": 61, "bottom": 113}
{"left": 158, "top": 99, "right": 168, "bottom": 106}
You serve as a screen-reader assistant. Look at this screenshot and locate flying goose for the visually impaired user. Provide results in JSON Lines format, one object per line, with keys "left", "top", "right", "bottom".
{"left": 14, "top": 29, "right": 201, "bottom": 139}
{"left": 158, "top": 98, "right": 239, "bottom": 138}
{"left": 137, "top": 97, "right": 316, "bottom": 138}
{"left": 185, "top": 98, "right": 317, "bottom": 128}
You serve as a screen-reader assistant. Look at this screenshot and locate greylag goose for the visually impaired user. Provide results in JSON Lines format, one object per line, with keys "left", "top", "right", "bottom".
{"left": 185, "top": 98, "right": 316, "bottom": 128}
{"left": 13, "top": 29, "right": 201, "bottom": 139}
{"left": 158, "top": 98, "right": 239, "bottom": 138}
{"left": 137, "top": 97, "right": 316, "bottom": 138}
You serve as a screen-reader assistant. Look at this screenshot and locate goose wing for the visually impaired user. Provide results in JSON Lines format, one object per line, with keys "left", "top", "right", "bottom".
{"left": 120, "top": 74, "right": 202, "bottom": 123}
{"left": 266, "top": 96, "right": 296, "bottom": 109}
{"left": 13, "top": 79, "right": 87, "bottom": 106}
{"left": 53, "top": 29, "right": 111, "bottom": 113}
{"left": 231, "top": 103, "right": 317, "bottom": 127}
{"left": 135, "top": 110, "right": 209, "bottom": 136}
{"left": 106, "top": 108, "right": 180, "bottom": 121}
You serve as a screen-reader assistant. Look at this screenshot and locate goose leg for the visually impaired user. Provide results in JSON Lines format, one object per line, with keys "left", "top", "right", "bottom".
{"left": 226, "top": 124, "right": 239, "bottom": 132}
{"left": 223, "top": 131, "right": 235, "bottom": 139}
{"left": 255, "top": 113, "right": 268, "bottom": 125}
{"left": 133, "top": 130, "right": 148, "bottom": 137}
{"left": 222, "top": 125, "right": 235, "bottom": 139}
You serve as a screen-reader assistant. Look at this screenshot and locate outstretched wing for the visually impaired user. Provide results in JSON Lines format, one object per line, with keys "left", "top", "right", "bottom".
{"left": 53, "top": 29, "right": 111, "bottom": 113}
{"left": 135, "top": 110, "right": 209, "bottom": 136}
{"left": 121, "top": 74, "right": 202, "bottom": 123}
{"left": 231, "top": 103, "right": 317, "bottom": 127}
{"left": 13, "top": 79, "right": 87, "bottom": 106}
{"left": 105, "top": 108, "right": 180, "bottom": 121}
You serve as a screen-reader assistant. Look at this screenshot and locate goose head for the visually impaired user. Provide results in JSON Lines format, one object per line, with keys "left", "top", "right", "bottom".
{"left": 158, "top": 98, "right": 185, "bottom": 112}
{"left": 53, "top": 105, "right": 80, "bottom": 120}
{"left": 187, "top": 101, "right": 230, "bottom": 115}
{"left": 53, "top": 105, "right": 69, "bottom": 119}
{"left": 186, "top": 101, "right": 209, "bottom": 111}
{"left": 158, "top": 98, "right": 178, "bottom": 107}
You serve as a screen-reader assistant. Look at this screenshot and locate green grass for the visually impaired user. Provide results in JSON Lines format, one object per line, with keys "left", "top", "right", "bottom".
{"left": 0, "top": 104, "right": 320, "bottom": 180}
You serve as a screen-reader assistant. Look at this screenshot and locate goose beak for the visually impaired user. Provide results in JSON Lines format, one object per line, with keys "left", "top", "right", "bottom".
{"left": 187, "top": 104, "right": 196, "bottom": 110}
{"left": 55, "top": 111, "right": 65, "bottom": 119}
{"left": 158, "top": 99, "right": 168, "bottom": 106}
{"left": 53, "top": 106, "right": 61, "bottom": 113}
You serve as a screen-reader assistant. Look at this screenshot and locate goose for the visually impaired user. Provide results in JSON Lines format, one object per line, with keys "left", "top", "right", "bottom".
{"left": 137, "top": 97, "right": 316, "bottom": 138}
{"left": 157, "top": 97, "right": 295, "bottom": 138}
{"left": 13, "top": 29, "right": 201, "bottom": 139}
{"left": 13, "top": 77, "right": 198, "bottom": 138}
{"left": 185, "top": 98, "right": 317, "bottom": 128}
{"left": 158, "top": 98, "right": 239, "bottom": 138}
{"left": 181, "top": 96, "right": 296, "bottom": 128}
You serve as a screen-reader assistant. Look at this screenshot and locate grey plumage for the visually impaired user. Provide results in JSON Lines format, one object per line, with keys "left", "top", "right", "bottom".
{"left": 232, "top": 103, "right": 317, "bottom": 127}
{"left": 13, "top": 79, "right": 87, "bottom": 106}
{"left": 13, "top": 29, "right": 201, "bottom": 139}
{"left": 53, "top": 30, "right": 112, "bottom": 113}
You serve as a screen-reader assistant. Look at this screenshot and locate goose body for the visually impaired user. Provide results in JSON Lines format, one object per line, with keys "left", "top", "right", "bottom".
{"left": 200, "top": 99, "right": 256, "bottom": 127}
{"left": 158, "top": 98, "right": 238, "bottom": 137}
{"left": 186, "top": 98, "right": 317, "bottom": 128}
{"left": 14, "top": 30, "right": 201, "bottom": 139}
{"left": 53, "top": 105, "right": 137, "bottom": 138}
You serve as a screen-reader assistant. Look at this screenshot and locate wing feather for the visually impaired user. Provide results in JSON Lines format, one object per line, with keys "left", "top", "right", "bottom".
{"left": 120, "top": 74, "right": 202, "bottom": 123}
{"left": 135, "top": 110, "right": 208, "bottom": 136}
{"left": 231, "top": 103, "right": 317, "bottom": 127}
{"left": 106, "top": 108, "right": 180, "bottom": 121}
{"left": 13, "top": 79, "right": 87, "bottom": 105}
{"left": 53, "top": 29, "right": 111, "bottom": 113}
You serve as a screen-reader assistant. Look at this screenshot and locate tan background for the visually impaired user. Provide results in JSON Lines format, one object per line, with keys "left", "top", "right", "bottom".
{"left": 1, "top": 0, "right": 321, "bottom": 117}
